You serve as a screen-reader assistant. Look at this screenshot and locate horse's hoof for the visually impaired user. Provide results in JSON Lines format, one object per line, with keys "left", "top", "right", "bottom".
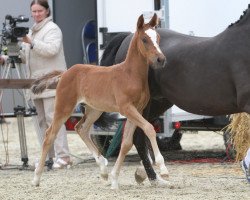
{"left": 135, "top": 167, "right": 147, "bottom": 184}
{"left": 160, "top": 173, "right": 169, "bottom": 180}
{"left": 150, "top": 174, "right": 171, "bottom": 188}
{"left": 160, "top": 168, "right": 169, "bottom": 180}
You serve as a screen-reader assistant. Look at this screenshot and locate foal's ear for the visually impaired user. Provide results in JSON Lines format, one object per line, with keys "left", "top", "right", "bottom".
{"left": 149, "top": 13, "right": 158, "bottom": 28}
{"left": 137, "top": 14, "right": 144, "bottom": 30}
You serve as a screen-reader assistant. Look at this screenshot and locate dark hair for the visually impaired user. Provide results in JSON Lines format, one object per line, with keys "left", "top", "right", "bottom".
{"left": 30, "top": 0, "right": 51, "bottom": 17}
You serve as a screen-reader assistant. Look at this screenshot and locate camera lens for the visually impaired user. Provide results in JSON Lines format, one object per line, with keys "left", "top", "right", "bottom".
{"left": 13, "top": 27, "right": 29, "bottom": 38}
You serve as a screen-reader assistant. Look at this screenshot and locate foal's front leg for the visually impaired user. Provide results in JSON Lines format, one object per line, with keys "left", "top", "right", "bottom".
{"left": 110, "top": 120, "right": 136, "bottom": 190}
{"left": 74, "top": 107, "right": 108, "bottom": 180}
{"left": 123, "top": 105, "right": 169, "bottom": 181}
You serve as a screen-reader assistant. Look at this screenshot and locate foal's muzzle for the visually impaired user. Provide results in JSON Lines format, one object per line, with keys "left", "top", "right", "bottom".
{"left": 152, "top": 54, "right": 166, "bottom": 69}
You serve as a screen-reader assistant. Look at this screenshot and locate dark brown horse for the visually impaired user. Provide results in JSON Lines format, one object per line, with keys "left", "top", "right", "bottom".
{"left": 31, "top": 14, "right": 168, "bottom": 189}
{"left": 100, "top": 4, "right": 250, "bottom": 184}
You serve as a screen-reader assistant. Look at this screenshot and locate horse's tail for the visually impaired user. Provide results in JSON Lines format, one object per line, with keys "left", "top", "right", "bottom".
{"left": 227, "top": 113, "right": 250, "bottom": 161}
{"left": 94, "top": 112, "right": 119, "bottom": 130}
{"left": 31, "top": 70, "right": 64, "bottom": 94}
{"left": 100, "top": 32, "right": 130, "bottom": 66}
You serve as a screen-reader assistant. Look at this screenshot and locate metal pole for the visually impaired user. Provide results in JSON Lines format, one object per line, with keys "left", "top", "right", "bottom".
{"left": 161, "top": 0, "right": 169, "bottom": 28}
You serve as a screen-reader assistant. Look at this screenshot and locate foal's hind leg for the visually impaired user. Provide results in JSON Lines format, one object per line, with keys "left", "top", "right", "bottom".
{"left": 74, "top": 106, "right": 108, "bottom": 180}
{"left": 32, "top": 112, "right": 73, "bottom": 186}
{"left": 32, "top": 92, "right": 76, "bottom": 186}
{"left": 122, "top": 105, "right": 169, "bottom": 180}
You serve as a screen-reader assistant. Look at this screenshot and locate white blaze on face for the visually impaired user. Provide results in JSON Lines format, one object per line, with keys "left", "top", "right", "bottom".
{"left": 145, "top": 28, "right": 162, "bottom": 54}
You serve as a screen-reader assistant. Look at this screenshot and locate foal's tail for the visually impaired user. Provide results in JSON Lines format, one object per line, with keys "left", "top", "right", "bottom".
{"left": 31, "top": 70, "right": 64, "bottom": 94}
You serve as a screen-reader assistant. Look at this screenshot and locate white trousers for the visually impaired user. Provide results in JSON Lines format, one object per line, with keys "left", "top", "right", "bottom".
{"left": 33, "top": 97, "right": 70, "bottom": 160}
{"left": 245, "top": 148, "right": 250, "bottom": 167}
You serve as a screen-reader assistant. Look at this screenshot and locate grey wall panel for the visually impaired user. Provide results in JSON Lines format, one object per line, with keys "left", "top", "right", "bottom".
{"left": 53, "top": 0, "right": 97, "bottom": 67}
{"left": 0, "top": 0, "right": 33, "bottom": 113}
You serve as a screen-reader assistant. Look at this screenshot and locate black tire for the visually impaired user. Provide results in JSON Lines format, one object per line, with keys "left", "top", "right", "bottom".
{"left": 223, "top": 131, "right": 236, "bottom": 160}
{"left": 157, "top": 130, "right": 183, "bottom": 151}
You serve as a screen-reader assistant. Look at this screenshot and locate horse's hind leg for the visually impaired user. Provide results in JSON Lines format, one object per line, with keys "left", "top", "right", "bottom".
{"left": 74, "top": 106, "right": 108, "bottom": 180}
{"left": 110, "top": 120, "right": 136, "bottom": 190}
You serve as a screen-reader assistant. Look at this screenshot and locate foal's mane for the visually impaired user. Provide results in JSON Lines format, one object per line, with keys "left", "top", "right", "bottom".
{"left": 228, "top": 4, "right": 250, "bottom": 27}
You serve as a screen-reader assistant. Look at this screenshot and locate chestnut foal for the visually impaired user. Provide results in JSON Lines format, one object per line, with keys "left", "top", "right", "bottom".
{"left": 31, "top": 14, "right": 168, "bottom": 189}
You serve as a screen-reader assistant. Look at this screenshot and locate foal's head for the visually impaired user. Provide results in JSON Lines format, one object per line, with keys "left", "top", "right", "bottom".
{"left": 136, "top": 13, "right": 166, "bottom": 69}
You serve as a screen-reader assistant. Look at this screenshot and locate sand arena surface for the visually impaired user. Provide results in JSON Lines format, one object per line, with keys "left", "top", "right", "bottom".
{"left": 0, "top": 117, "right": 249, "bottom": 200}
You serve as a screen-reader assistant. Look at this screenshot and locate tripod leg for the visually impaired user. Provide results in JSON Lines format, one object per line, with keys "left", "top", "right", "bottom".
{"left": 15, "top": 63, "right": 54, "bottom": 169}
{"left": 0, "top": 63, "right": 11, "bottom": 103}
{"left": 14, "top": 106, "right": 29, "bottom": 169}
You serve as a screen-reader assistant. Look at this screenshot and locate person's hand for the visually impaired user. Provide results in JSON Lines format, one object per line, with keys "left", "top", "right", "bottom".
{"left": 22, "top": 35, "right": 32, "bottom": 45}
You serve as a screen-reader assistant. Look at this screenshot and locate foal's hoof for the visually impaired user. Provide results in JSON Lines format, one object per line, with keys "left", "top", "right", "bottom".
{"left": 111, "top": 182, "right": 119, "bottom": 190}
{"left": 100, "top": 165, "right": 108, "bottom": 181}
{"left": 98, "top": 157, "right": 108, "bottom": 181}
{"left": 135, "top": 167, "right": 147, "bottom": 184}
{"left": 31, "top": 179, "right": 40, "bottom": 187}
{"left": 32, "top": 172, "right": 40, "bottom": 187}
{"left": 101, "top": 173, "right": 108, "bottom": 181}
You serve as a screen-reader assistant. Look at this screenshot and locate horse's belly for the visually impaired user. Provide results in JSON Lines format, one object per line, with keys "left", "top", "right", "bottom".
{"left": 162, "top": 82, "right": 238, "bottom": 115}
{"left": 169, "top": 95, "right": 239, "bottom": 116}
{"left": 81, "top": 97, "right": 119, "bottom": 112}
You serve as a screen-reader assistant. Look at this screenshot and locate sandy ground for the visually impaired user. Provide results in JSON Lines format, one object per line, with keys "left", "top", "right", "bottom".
{"left": 0, "top": 117, "right": 249, "bottom": 200}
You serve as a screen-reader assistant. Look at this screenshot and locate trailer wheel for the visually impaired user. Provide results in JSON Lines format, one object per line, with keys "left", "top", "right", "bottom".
{"left": 156, "top": 130, "right": 183, "bottom": 151}
{"left": 223, "top": 131, "right": 236, "bottom": 160}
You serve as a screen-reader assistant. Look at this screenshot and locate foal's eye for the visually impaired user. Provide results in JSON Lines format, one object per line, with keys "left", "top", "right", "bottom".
{"left": 142, "top": 37, "right": 147, "bottom": 44}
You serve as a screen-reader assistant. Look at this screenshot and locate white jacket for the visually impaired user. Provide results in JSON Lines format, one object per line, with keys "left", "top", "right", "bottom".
{"left": 21, "top": 16, "right": 67, "bottom": 99}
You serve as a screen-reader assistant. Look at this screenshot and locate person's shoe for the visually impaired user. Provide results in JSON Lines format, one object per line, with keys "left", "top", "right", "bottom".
{"left": 53, "top": 158, "right": 72, "bottom": 169}
{"left": 34, "top": 158, "right": 54, "bottom": 171}
{"left": 241, "top": 160, "right": 250, "bottom": 183}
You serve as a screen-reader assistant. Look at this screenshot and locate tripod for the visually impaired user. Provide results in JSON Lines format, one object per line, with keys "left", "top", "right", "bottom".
{"left": 0, "top": 56, "right": 40, "bottom": 170}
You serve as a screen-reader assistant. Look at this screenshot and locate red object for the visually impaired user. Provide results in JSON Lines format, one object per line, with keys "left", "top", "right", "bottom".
{"left": 152, "top": 120, "right": 162, "bottom": 133}
{"left": 173, "top": 121, "right": 181, "bottom": 129}
{"left": 65, "top": 117, "right": 80, "bottom": 131}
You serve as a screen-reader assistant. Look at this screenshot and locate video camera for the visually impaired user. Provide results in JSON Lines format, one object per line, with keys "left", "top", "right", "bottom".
{"left": 1, "top": 15, "right": 29, "bottom": 58}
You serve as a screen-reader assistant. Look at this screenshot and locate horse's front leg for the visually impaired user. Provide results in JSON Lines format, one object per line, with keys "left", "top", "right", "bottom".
{"left": 110, "top": 120, "right": 136, "bottom": 190}
{"left": 133, "top": 101, "right": 157, "bottom": 184}
{"left": 123, "top": 105, "right": 170, "bottom": 182}
{"left": 74, "top": 107, "right": 108, "bottom": 180}
{"left": 133, "top": 127, "right": 156, "bottom": 183}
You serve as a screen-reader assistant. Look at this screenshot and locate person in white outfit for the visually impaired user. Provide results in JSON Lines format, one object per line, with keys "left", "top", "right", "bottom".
{"left": 241, "top": 148, "right": 250, "bottom": 183}
{"left": 0, "top": 0, "right": 71, "bottom": 169}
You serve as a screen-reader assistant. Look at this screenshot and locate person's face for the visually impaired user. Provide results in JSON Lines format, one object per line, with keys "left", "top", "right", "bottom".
{"left": 31, "top": 4, "right": 49, "bottom": 23}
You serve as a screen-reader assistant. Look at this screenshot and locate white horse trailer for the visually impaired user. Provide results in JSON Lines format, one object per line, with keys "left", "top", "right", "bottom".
{"left": 62, "top": 0, "right": 236, "bottom": 156}
{"left": 1, "top": 0, "right": 244, "bottom": 157}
